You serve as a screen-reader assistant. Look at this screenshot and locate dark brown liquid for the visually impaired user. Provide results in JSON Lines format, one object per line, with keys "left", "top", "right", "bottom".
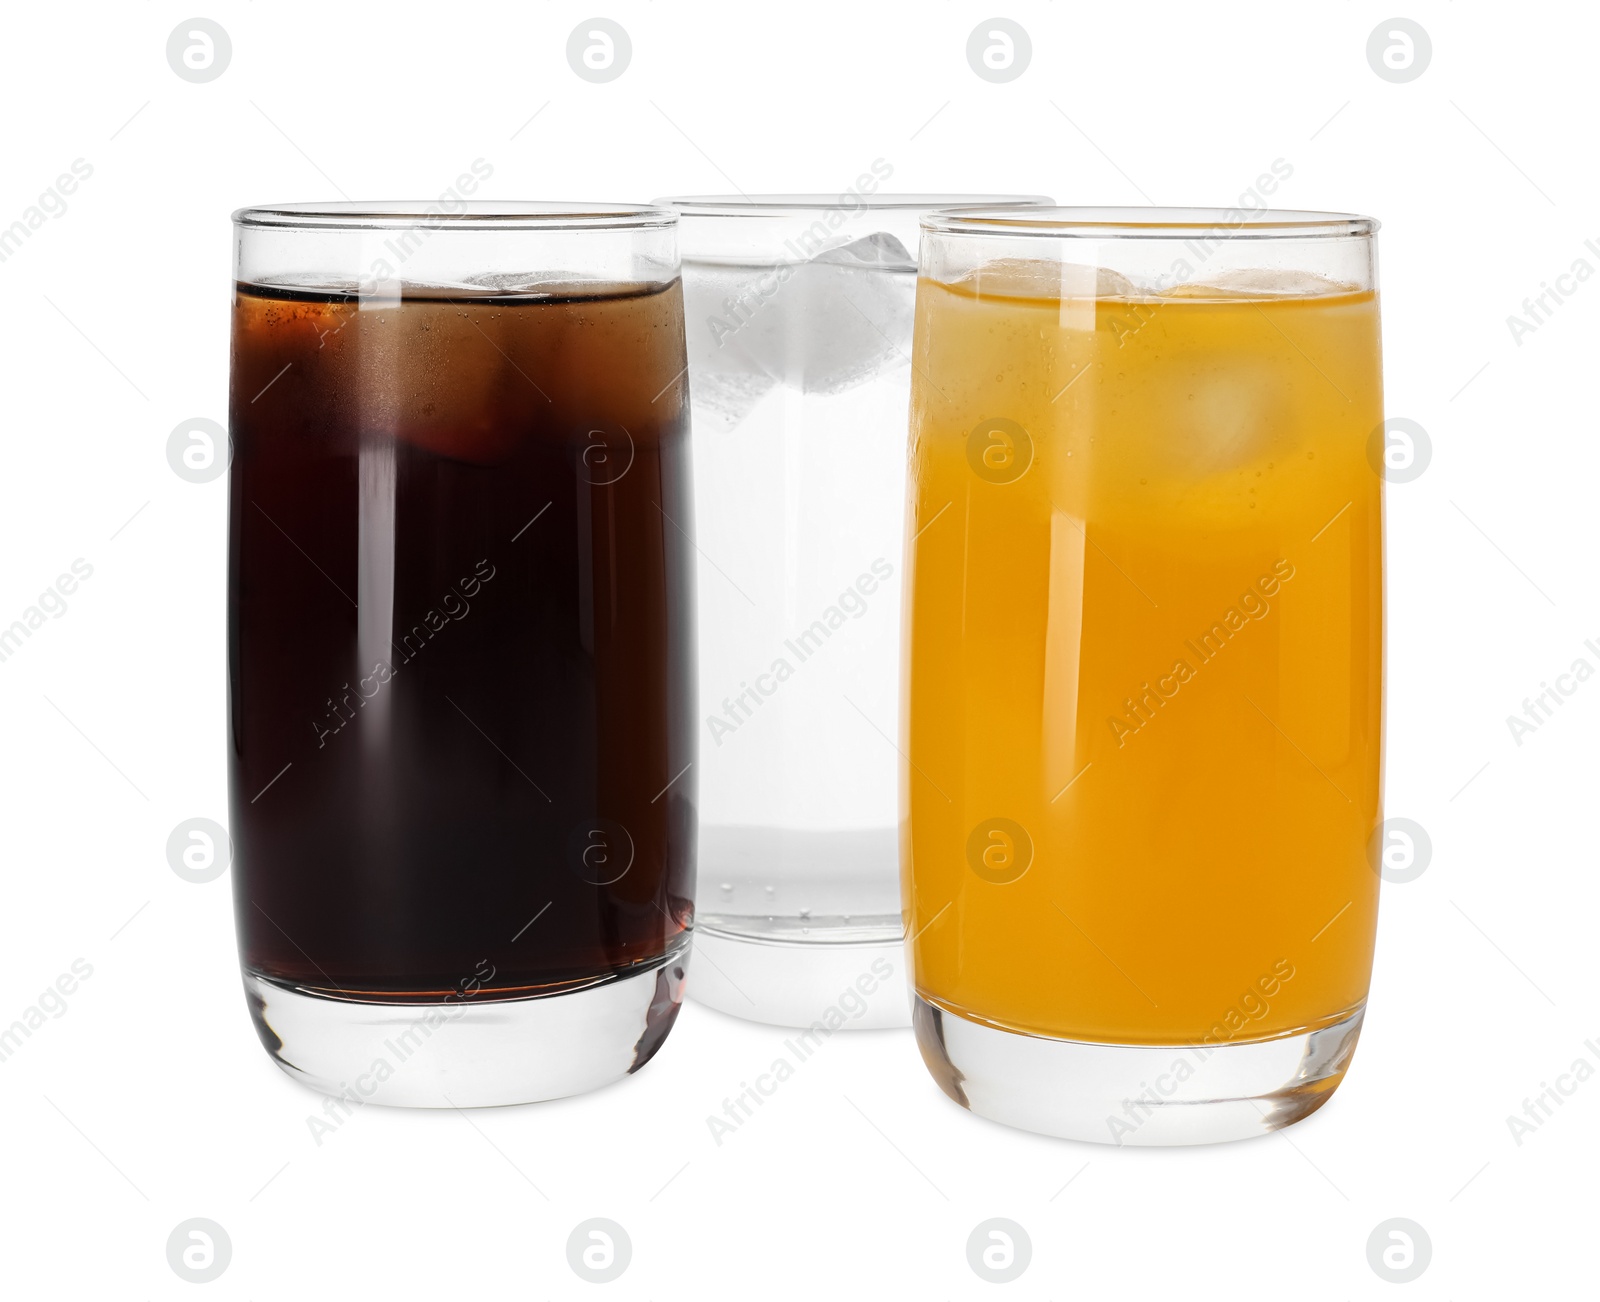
{"left": 227, "top": 280, "right": 695, "bottom": 1002}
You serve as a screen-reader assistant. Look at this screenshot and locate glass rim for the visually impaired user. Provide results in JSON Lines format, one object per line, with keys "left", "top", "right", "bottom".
{"left": 232, "top": 201, "right": 677, "bottom": 231}
{"left": 922, "top": 206, "right": 1379, "bottom": 239}
{"left": 656, "top": 193, "right": 1052, "bottom": 216}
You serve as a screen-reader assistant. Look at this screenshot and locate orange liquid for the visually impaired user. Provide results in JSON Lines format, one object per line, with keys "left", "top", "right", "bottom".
{"left": 903, "top": 273, "right": 1383, "bottom": 1045}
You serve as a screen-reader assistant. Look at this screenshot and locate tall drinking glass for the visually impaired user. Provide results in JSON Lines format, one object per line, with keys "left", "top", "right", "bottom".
{"left": 661, "top": 193, "right": 1049, "bottom": 1028}
{"left": 904, "top": 208, "right": 1383, "bottom": 1143}
{"left": 228, "top": 203, "right": 695, "bottom": 1107}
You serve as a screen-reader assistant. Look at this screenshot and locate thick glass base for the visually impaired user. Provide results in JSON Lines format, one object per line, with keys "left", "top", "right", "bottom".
{"left": 692, "top": 826, "right": 909, "bottom": 1029}
{"left": 913, "top": 995, "right": 1364, "bottom": 1146}
{"left": 243, "top": 941, "right": 689, "bottom": 1108}
{"left": 689, "top": 922, "right": 910, "bottom": 1029}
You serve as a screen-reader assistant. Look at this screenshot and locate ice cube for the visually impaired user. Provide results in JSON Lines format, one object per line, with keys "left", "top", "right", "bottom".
{"left": 681, "top": 233, "right": 918, "bottom": 420}
{"left": 459, "top": 271, "right": 597, "bottom": 296}
{"left": 1160, "top": 268, "right": 1355, "bottom": 299}
{"left": 1178, "top": 367, "right": 1279, "bottom": 473}
{"left": 681, "top": 259, "right": 778, "bottom": 432}
{"left": 734, "top": 233, "right": 917, "bottom": 395}
{"left": 1073, "top": 264, "right": 1140, "bottom": 299}
{"left": 408, "top": 275, "right": 513, "bottom": 293}
{"left": 689, "top": 365, "right": 776, "bottom": 433}
{"left": 953, "top": 257, "right": 1148, "bottom": 303}
{"left": 810, "top": 231, "right": 917, "bottom": 272}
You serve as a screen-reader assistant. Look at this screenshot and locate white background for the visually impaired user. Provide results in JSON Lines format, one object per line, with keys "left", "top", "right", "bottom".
{"left": 0, "top": 2, "right": 1594, "bottom": 1297}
